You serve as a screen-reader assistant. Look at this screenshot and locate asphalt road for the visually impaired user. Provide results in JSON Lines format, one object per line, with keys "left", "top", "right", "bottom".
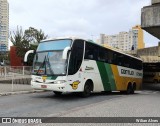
{"left": 0, "top": 91, "right": 123, "bottom": 117}
{"left": 0, "top": 83, "right": 160, "bottom": 119}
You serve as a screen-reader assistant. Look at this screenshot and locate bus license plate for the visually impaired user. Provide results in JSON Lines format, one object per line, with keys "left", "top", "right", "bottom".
{"left": 41, "top": 85, "right": 47, "bottom": 88}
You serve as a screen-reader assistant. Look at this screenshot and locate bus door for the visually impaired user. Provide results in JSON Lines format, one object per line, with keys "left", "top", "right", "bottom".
{"left": 67, "top": 40, "right": 85, "bottom": 91}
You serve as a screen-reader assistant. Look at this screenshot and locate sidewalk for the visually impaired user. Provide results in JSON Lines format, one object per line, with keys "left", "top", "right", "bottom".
{"left": 0, "top": 83, "right": 44, "bottom": 96}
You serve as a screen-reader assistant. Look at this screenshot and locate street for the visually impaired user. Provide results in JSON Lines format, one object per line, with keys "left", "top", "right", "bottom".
{"left": 0, "top": 91, "right": 122, "bottom": 117}
{"left": 0, "top": 84, "right": 160, "bottom": 118}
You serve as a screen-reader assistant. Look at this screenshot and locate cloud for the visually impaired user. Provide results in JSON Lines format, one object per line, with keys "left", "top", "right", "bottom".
{"left": 8, "top": 0, "right": 159, "bottom": 46}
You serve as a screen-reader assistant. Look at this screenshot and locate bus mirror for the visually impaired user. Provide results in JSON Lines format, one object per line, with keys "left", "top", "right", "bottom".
{"left": 24, "top": 50, "right": 35, "bottom": 62}
{"left": 62, "top": 47, "right": 71, "bottom": 59}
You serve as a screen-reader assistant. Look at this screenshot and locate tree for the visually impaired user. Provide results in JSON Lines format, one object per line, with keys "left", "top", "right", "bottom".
{"left": 10, "top": 26, "right": 26, "bottom": 46}
{"left": 10, "top": 26, "right": 48, "bottom": 65}
{"left": 24, "top": 27, "right": 48, "bottom": 44}
{"left": 10, "top": 26, "right": 30, "bottom": 58}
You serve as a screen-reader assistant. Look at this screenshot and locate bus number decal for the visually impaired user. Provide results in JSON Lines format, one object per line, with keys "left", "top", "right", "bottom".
{"left": 70, "top": 81, "right": 80, "bottom": 90}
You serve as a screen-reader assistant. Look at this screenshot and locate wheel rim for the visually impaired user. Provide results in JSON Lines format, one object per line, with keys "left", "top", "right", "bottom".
{"left": 83, "top": 83, "right": 92, "bottom": 97}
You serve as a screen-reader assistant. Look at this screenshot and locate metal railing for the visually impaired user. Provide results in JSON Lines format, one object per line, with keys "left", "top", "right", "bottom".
{"left": 0, "top": 66, "right": 33, "bottom": 93}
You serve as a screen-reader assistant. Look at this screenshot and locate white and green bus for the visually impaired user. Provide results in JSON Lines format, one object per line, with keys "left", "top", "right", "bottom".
{"left": 24, "top": 37, "right": 143, "bottom": 97}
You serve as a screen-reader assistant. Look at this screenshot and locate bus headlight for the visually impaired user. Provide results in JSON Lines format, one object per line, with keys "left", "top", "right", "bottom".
{"left": 55, "top": 80, "right": 66, "bottom": 84}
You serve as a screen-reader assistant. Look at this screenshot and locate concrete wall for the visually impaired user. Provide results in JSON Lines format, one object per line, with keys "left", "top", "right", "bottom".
{"left": 125, "top": 43, "right": 160, "bottom": 63}
{"left": 152, "top": 0, "right": 160, "bottom": 4}
{"left": 142, "top": 5, "right": 160, "bottom": 27}
{"left": 141, "top": 1, "right": 160, "bottom": 39}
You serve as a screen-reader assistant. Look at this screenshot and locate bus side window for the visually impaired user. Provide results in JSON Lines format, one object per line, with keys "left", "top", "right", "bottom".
{"left": 85, "top": 50, "right": 93, "bottom": 59}
{"left": 84, "top": 42, "right": 98, "bottom": 60}
{"left": 98, "top": 47, "right": 105, "bottom": 62}
{"left": 117, "top": 54, "right": 123, "bottom": 66}
{"left": 104, "top": 50, "right": 108, "bottom": 63}
{"left": 108, "top": 50, "right": 113, "bottom": 64}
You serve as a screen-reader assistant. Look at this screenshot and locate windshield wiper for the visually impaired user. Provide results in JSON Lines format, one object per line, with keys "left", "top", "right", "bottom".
{"left": 36, "top": 53, "right": 55, "bottom": 75}
{"left": 36, "top": 56, "right": 46, "bottom": 75}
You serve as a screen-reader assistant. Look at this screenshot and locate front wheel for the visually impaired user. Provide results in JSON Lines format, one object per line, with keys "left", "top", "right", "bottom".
{"left": 80, "top": 81, "right": 92, "bottom": 97}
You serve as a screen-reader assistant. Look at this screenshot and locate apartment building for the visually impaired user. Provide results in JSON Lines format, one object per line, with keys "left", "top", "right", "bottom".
{"left": 0, "top": 0, "right": 9, "bottom": 52}
{"left": 97, "top": 25, "right": 145, "bottom": 51}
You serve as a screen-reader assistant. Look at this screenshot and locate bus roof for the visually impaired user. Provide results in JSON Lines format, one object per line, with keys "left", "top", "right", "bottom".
{"left": 41, "top": 36, "right": 83, "bottom": 42}
{"left": 41, "top": 37, "right": 142, "bottom": 61}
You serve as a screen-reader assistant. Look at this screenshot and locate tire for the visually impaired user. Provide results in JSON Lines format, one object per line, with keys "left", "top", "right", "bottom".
{"left": 53, "top": 91, "right": 62, "bottom": 96}
{"left": 131, "top": 83, "right": 136, "bottom": 94}
{"left": 126, "top": 84, "right": 132, "bottom": 94}
{"left": 80, "top": 81, "right": 92, "bottom": 97}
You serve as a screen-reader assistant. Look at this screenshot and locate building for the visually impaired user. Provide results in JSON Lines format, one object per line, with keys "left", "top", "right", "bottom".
{"left": 0, "top": 0, "right": 9, "bottom": 52}
{"left": 141, "top": 0, "right": 160, "bottom": 39}
{"left": 97, "top": 25, "right": 145, "bottom": 51}
{"left": 125, "top": 42, "right": 160, "bottom": 72}
{"left": 140, "top": 0, "right": 160, "bottom": 73}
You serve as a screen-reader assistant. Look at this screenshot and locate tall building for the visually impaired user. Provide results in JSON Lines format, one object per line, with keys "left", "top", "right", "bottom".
{"left": 97, "top": 25, "right": 145, "bottom": 51}
{"left": 0, "top": 0, "right": 9, "bottom": 52}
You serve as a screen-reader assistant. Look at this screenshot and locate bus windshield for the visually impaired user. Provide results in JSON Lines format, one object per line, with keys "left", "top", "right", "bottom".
{"left": 32, "top": 39, "right": 71, "bottom": 75}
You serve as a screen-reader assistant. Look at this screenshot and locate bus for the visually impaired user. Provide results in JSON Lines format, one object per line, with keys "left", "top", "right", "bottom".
{"left": 24, "top": 37, "right": 143, "bottom": 97}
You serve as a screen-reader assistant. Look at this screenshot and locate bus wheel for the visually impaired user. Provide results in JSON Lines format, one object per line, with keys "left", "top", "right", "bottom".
{"left": 81, "top": 81, "right": 93, "bottom": 97}
{"left": 131, "top": 83, "right": 136, "bottom": 94}
{"left": 53, "top": 91, "right": 62, "bottom": 96}
{"left": 126, "top": 84, "right": 132, "bottom": 94}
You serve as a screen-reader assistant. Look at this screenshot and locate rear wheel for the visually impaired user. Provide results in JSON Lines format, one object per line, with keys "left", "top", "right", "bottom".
{"left": 126, "top": 84, "right": 132, "bottom": 94}
{"left": 53, "top": 91, "right": 62, "bottom": 96}
{"left": 81, "top": 81, "right": 93, "bottom": 97}
{"left": 131, "top": 83, "right": 136, "bottom": 94}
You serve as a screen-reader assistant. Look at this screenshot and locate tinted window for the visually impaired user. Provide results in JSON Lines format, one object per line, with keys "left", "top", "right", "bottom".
{"left": 84, "top": 42, "right": 98, "bottom": 60}
{"left": 98, "top": 47, "right": 108, "bottom": 62}
{"left": 84, "top": 41, "right": 142, "bottom": 70}
{"left": 37, "top": 39, "right": 71, "bottom": 51}
{"left": 68, "top": 40, "right": 84, "bottom": 75}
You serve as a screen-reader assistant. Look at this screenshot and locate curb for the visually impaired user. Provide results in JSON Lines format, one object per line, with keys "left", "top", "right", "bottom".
{"left": 0, "top": 90, "right": 45, "bottom": 96}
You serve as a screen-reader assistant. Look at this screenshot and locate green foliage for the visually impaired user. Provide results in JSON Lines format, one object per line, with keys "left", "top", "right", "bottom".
{"left": 10, "top": 26, "right": 48, "bottom": 66}
{"left": 25, "top": 27, "right": 48, "bottom": 44}
{"left": 10, "top": 26, "right": 26, "bottom": 46}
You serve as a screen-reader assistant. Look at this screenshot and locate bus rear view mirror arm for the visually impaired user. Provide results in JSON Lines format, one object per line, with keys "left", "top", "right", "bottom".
{"left": 62, "top": 47, "right": 71, "bottom": 59}
{"left": 24, "top": 50, "right": 35, "bottom": 62}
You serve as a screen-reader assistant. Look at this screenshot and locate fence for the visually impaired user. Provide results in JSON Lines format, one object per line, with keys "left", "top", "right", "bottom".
{"left": 0, "top": 66, "right": 33, "bottom": 93}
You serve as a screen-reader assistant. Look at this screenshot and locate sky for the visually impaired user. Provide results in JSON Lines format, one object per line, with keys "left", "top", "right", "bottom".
{"left": 8, "top": 0, "right": 160, "bottom": 47}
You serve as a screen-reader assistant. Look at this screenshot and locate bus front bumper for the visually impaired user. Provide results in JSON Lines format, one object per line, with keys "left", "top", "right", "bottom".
{"left": 31, "top": 82, "right": 67, "bottom": 92}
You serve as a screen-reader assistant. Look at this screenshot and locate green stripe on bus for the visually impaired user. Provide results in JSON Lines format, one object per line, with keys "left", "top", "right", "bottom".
{"left": 104, "top": 64, "right": 116, "bottom": 90}
{"left": 96, "top": 62, "right": 111, "bottom": 91}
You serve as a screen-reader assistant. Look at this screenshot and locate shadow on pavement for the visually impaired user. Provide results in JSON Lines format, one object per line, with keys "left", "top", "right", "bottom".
{"left": 31, "top": 90, "right": 134, "bottom": 101}
{"left": 142, "top": 83, "right": 160, "bottom": 91}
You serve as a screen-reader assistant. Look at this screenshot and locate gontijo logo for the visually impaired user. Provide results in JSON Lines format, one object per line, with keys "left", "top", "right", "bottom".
{"left": 118, "top": 66, "right": 142, "bottom": 78}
